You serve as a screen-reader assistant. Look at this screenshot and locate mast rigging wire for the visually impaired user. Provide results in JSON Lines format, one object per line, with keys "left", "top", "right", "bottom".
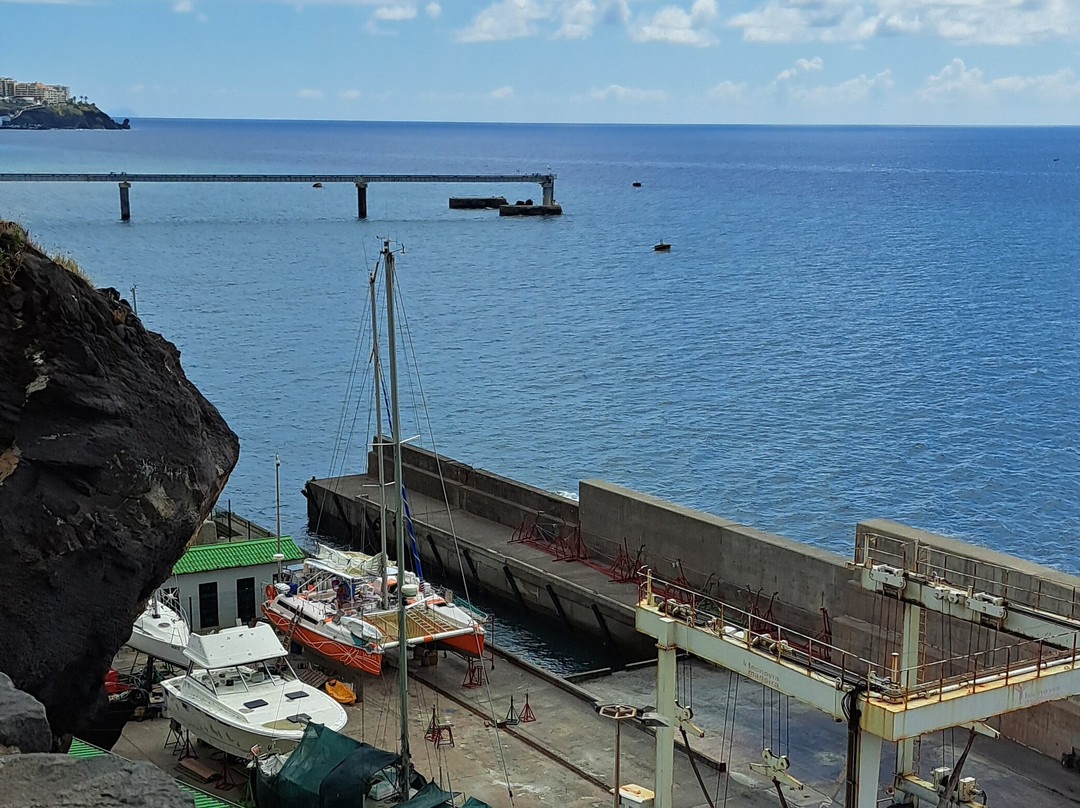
{"left": 383, "top": 264, "right": 518, "bottom": 806}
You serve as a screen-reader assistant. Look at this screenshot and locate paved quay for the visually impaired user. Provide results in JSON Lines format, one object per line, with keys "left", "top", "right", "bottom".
{"left": 110, "top": 646, "right": 805, "bottom": 807}
{"left": 111, "top": 641, "right": 1080, "bottom": 807}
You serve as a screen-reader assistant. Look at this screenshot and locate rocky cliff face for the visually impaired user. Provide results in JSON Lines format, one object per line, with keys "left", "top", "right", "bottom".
{"left": 0, "top": 222, "right": 239, "bottom": 739}
{"left": 4, "top": 103, "right": 125, "bottom": 130}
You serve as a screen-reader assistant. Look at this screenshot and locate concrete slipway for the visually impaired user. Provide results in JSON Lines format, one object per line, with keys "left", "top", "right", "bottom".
{"left": 114, "top": 641, "right": 1080, "bottom": 807}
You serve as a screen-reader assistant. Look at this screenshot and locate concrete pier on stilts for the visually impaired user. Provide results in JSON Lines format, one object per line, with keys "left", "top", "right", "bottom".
{"left": 118, "top": 181, "right": 131, "bottom": 222}
{"left": 0, "top": 172, "right": 559, "bottom": 221}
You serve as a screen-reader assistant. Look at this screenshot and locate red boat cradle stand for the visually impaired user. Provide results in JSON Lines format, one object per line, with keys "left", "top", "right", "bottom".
{"left": 425, "top": 706, "right": 455, "bottom": 748}
{"left": 519, "top": 692, "right": 536, "bottom": 723}
{"left": 463, "top": 657, "right": 485, "bottom": 689}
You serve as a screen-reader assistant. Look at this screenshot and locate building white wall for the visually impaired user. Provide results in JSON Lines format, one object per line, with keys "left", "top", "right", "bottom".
{"left": 165, "top": 562, "right": 280, "bottom": 632}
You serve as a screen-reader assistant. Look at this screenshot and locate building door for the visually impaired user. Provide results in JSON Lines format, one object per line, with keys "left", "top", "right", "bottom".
{"left": 198, "top": 581, "right": 219, "bottom": 630}
{"left": 236, "top": 577, "right": 256, "bottom": 624}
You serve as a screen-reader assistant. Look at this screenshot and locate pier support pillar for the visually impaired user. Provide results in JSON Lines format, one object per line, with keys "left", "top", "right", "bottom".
{"left": 894, "top": 603, "right": 922, "bottom": 804}
{"left": 654, "top": 618, "right": 677, "bottom": 808}
{"left": 541, "top": 178, "right": 554, "bottom": 207}
{"left": 356, "top": 182, "right": 368, "bottom": 219}
{"left": 118, "top": 182, "right": 131, "bottom": 221}
{"left": 856, "top": 731, "right": 883, "bottom": 808}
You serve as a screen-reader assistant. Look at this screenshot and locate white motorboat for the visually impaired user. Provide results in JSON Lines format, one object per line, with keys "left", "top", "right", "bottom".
{"left": 126, "top": 593, "right": 190, "bottom": 668}
{"left": 161, "top": 623, "right": 347, "bottom": 759}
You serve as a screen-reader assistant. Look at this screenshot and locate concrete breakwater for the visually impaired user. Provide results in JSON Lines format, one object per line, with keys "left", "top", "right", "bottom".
{"left": 305, "top": 444, "right": 1080, "bottom": 761}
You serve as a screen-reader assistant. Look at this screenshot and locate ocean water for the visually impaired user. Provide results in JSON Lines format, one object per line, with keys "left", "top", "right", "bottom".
{"left": 2, "top": 121, "right": 1078, "bottom": 577}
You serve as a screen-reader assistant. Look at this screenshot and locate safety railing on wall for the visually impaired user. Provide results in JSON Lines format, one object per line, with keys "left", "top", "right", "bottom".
{"left": 639, "top": 570, "right": 1080, "bottom": 710}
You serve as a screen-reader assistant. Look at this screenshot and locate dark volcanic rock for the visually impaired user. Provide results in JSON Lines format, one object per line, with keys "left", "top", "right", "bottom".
{"left": 0, "top": 754, "right": 195, "bottom": 808}
{"left": 5, "top": 103, "right": 124, "bottom": 130}
{"left": 0, "top": 222, "right": 239, "bottom": 739}
{"left": 0, "top": 673, "right": 51, "bottom": 753}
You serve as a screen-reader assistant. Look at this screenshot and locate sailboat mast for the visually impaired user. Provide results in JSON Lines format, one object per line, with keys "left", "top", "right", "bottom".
{"left": 383, "top": 239, "right": 411, "bottom": 794}
{"left": 369, "top": 264, "right": 390, "bottom": 610}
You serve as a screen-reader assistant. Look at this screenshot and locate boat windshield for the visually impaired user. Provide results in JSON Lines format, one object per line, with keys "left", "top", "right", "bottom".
{"left": 190, "top": 661, "right": 294, "bottom": 695}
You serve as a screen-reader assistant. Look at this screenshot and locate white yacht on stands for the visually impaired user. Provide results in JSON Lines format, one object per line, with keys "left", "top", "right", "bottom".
{"left": 161, "top": 623, "right": 347, "bottom": 759}
{"left": 126, "top": 592, "right": 191, "bottom": 668}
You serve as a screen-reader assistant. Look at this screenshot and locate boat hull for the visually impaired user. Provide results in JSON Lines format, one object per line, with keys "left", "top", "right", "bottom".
{"left": 164, "top": 688, "right": 300, "bottom": 759}
{"left": 262, "top": 605, "right": 383, "bottom": 675}
{"left": 125, "top": 632, "right": 189, "bottom": 669}
{"left": 441, "top": 631, "right": 484, "bottom": 658}
{"left": 127, "top": 599, "right": 190, "bottom": 668}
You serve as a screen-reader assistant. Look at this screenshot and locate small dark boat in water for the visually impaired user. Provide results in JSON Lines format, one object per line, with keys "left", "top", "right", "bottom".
{"left": 654, "top": 242, "right": 671, "bottom": 252}
{"left": 312, "top": 182, "right": 323, "bottom": 188}
{"left": 633, "top": 181, "right": 642, "bottom": 187}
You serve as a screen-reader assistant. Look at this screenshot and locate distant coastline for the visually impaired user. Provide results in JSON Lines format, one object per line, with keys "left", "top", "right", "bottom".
{"left": 0, "top": 101, "right": 128, "bottom": 130}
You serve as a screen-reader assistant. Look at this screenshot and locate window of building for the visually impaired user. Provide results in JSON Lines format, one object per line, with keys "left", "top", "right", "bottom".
{"left": 198, "top": 582, "right": 219, "bottom": 629}
{"left": 236, "top": 577, "right": 256, "bottom": 624}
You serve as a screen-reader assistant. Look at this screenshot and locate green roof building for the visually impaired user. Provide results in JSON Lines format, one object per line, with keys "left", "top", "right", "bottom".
{"left": 166, "top": 536, "right": 305, "bottom": 633}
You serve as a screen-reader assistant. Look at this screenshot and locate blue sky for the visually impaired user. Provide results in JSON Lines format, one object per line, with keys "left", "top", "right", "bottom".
{"left": 4, "top": 0, "right": 1080, "bottom": 124}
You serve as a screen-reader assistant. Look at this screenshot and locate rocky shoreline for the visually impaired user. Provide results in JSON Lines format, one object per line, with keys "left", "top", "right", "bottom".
{"left": 1, "top": 103, "right": 128, "bottom": 130}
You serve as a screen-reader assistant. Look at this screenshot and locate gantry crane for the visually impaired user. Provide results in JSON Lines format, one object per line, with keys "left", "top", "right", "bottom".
{"left": 636, "top": 533, "right": 1080, "bottom": 808}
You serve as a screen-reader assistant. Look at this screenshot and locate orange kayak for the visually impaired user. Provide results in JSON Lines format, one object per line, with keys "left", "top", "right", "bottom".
{"left": 325, "top": 678, "right": 357, "bottom": 705}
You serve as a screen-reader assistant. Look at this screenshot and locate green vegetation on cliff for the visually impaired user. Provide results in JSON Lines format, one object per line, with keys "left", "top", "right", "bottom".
{"left": 0, "top": 101, "right": 127, "bottom": 130}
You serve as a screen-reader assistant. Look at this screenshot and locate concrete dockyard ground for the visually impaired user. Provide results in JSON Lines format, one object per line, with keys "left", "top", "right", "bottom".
{"left": 113, "top": 645, "right": 1080, "bottom": 807}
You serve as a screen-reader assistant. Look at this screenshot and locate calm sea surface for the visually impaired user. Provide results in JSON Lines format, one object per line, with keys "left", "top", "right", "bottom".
{"left": 3, "top": 121, "right": 1078, "bottom": 588}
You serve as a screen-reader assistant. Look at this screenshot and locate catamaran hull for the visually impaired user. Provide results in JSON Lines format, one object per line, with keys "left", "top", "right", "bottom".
{"left": 262, "top": 606, "right": 383, "bottom": 675}
{"left": 441, "top": 631, "right": 484, "bottom": 658}
{"left": 163, "top": 689, "right": 303, "bottom": 759}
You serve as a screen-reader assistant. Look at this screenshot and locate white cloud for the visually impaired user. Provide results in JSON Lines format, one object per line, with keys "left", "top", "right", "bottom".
{"left": 788, "top": 69, "right": 893, "bottom": 104}
{"left": 707, "top": 80, "right": 747, "bottom": 100}
{"left": 340, "top": 89, "right": 362, "bottom": 99}
{"left": 172, "top": 0, "right": 192, "bottom": 12}
{"left": 920, "top": 59, "right": 989, "bottom": 100}
{"left": 920, "top": 59, "right": 1080, "bottom": 102}
{"left": 425, "top": 2, "right": 440, "bottom": 17}
{"left": 456, "top": 0, "right": 634, "bottom": 42}
{"left": 458, "top": 0, "right": 546, "bottom": 42}
{"left": 777, "top": 55, "right": 822, "bottom": 81}
{"left": 589, "top": 84, "right": 668, "bottom": 102}
{"left": 489, "top": 85, "right": 514, "bottom": 98}
{"left": 373, "top": 3, "right": 415, "bottom": 21}
{"left": 633, "top": 0, "right": 718, "bottom": 47}
{"left": 728, "top": 0, "right": 1080, "bottom": 45}
{"left": 556, "top": 0, "right": 596, "bottom": 39}
{"left": 297, "top": 88, "right": 325, "bottom": 99}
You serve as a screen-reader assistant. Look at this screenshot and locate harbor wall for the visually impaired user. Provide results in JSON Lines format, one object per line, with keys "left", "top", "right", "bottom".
{"left": 306, "top": 445, "right": 1080, "bottom": 760}
{"left": 370, "top": 445, "right": 580, "bottom": 530}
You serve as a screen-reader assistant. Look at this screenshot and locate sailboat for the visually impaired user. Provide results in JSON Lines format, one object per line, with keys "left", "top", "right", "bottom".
{"left": 160, "top": 622, "right": 348, "bottom": 759}
{"left": 256, "top": 241, "right": 488, "bottom": 807}
{"left": 126, "top": 591, "right": 191, "bottom": 668}
{"left": 261, "top": 247, "right": 484, "bottom": 676}
{"left": 261, "top": 550, "right": 484, "bottom": 675}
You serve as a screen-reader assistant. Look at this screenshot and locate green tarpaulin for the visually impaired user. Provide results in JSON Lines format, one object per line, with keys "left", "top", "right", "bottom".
{"left": 255, "top": 723, "right": 399, "bottom": 808}
{"left": 392, "top": 781, "right": 455, "bottom": 808}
